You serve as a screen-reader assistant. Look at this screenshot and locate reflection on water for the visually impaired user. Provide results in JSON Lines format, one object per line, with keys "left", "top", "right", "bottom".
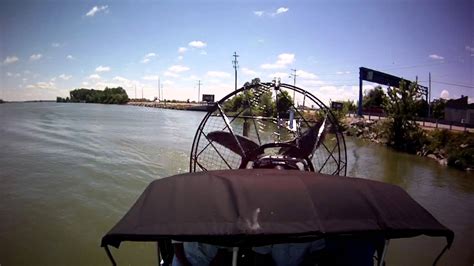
{"left": 346, "top": 137, "right": 474, "bottom": 265}
{"left": 0, "top": 103, "right": 472, "bottom": 265}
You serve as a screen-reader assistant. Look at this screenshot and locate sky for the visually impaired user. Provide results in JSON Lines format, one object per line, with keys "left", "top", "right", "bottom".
{"left": 1, "top": 0, "right": 473, "bottom": 104}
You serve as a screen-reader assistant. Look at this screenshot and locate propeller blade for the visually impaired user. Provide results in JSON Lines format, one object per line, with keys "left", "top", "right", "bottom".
{"left": 207, "top": 131, "right": 260, "bottom": 158}
{"left": 280, "top": 117, "right": 327, "bottom": 159}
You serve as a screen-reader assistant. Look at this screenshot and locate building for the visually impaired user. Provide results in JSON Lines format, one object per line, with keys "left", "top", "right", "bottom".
{"left": 444, "top": 96, "right": 474, "bottom": 125}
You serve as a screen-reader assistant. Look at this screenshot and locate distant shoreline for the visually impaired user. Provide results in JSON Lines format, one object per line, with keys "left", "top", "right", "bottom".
{"left": 0, "top": 100, "right": 56, "bottom": 103}
{"left": 127, "top": 101, "right": 213, "bottom": 112}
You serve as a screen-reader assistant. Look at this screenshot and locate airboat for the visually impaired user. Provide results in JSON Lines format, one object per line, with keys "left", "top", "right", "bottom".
{"left": 101, "top": 80, "right": 453, "bottom": 265}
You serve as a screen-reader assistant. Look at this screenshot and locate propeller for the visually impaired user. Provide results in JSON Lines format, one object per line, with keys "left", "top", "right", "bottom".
{"left": 206, "top": 116, "right": 327, "bottom": 164}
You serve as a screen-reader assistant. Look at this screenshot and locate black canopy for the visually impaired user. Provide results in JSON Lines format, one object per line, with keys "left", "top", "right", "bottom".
{"left": 101, "top": 169, "right": 453, "bottom": 249}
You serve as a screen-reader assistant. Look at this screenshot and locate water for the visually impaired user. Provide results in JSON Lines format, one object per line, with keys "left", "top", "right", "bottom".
{"left": 0, "top": 103, "right": 472, "bottom": 265}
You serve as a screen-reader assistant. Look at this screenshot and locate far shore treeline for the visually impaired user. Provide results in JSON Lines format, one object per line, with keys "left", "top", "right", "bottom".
{"left": 57, "top": 87, "right": 129, "bottom": 104}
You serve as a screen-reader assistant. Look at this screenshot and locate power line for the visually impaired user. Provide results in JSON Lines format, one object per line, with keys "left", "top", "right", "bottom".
{"left": 432, "top": 80, "right": 474, "bottom": 89}
{"left": 381, "top": 61, "right": 448, "bottom": 71}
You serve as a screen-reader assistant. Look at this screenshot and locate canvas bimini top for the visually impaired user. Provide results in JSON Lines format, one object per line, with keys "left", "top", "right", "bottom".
{"left": 101, "top": 169, "right": 453, "bottom": 251}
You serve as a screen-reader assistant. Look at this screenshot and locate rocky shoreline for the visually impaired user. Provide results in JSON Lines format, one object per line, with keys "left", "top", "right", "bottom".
{"left": 343, "top": 117, "right": 465, "bottom": 169}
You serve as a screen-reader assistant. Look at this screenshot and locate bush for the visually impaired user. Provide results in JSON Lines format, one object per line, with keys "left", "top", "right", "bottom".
{"left": 424, "top": 129, "right": 474, "bottom": 170}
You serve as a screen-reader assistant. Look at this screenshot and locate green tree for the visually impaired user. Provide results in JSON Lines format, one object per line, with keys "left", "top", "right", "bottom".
{"left": 363, "top": 86, "right": 387, "bottom": 108}
{"left": 258, "top": 91, "right": 275, "bottom": 117}
{"left": 413, "top": 99, "right": 429, "bottom": 117}
{"left": 430, "top": 98, "right": 446, "bottom": 119}
{"left": 276, "top": 90, "right": 293, "bottom": 118}
{"left": 383, "top": 80, "right": 425, "bottom": 153}
{"left": 69, "top": 87, "right": 128, "bottom": 104}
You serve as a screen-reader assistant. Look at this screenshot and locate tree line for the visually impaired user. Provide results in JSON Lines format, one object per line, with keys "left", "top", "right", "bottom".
{"left": 362, "top": 85, "right": 446, "bottom": 119}
{"left": 57, "top": 87, "right": 129, "bottom": 104}
{"left": 223, "top": 78, "right": 294, "bottom": 118}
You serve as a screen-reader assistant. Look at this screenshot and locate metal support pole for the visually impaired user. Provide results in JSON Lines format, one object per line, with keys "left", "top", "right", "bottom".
{"left": 289, "top": 69, "right": 297, "bottom": 105}
{"left": 428, "top": 72, "right": 431, "bottom": 118}
{"left": 197, "top": 80, "right": 202, "bottom": 102}
{"left": 378, "top": 240, "right": 390, "bottom": 266}
{"left": 232, "top": 52, "right": 239, "bottom": 91}
{"left": 358, "top": 74, "right": 363, "bottom": 116}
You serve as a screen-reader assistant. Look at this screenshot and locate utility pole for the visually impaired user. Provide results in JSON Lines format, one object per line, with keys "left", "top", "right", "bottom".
{"left": 197, "top": 80, "right": 202, "bottom": 102}
{"left": 232, "top": 52, "right": 239, "bottom": 91}
{"left": 428, "top": 72, "right": 431, "bottom": 118}
{"left": 141, "top": 87, "right": 144, "bottom": 100}
{"left": 161, "top": 84, "right": 164, "bottom": 101}
{"left": 134, "top": 84, "right": 137, "bottom": 99}
{"left": 289, "top": 69, "right": 297, "bottom": 105}
{"left": 158, "top": 77, "right": 161, "bottom": 101}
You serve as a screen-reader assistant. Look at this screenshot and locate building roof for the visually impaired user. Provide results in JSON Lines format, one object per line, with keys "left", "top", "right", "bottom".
{"left": 446, "top": 96, "right": 468, "bottom": 110}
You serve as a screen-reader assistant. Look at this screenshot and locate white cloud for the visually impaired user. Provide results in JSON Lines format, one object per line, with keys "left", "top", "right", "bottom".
{"left": 242, "top": 67, "right": 258, "bottom": 76}
{"left": 268, "top": 72, "right": 289, "bottom": 79}
{"left": 6, "top": 72, "right": 13, "bottom": 77}
{"left": 86, "top": 5, "right": 109, "bottom": 17}
{"left": 177, "top": 55, "right": 184, "bottom": 60}
{"left": 51, "top": 42, "right": 61, "bottom": 48}
{"left": 440, "top": 89, "right": 449, "bottom": 99}
{"left": 66, "top": 55, "right": 75, "bottom": 60}
{"left": 275, "top": 7, "right": 289, "bottom": 14}
{"left": 36, "top": 82, "right": 54, "bottom": 89}
{"left": 141, "top": 53, "right": 157, "bottom": 63}
{"left": 207, "top": 71, "right": 231, "bottom": 78}
{"left": 300, "top": 79, "right": 325, "bottom": 87}
{"left": 142, "top": 75, "right": 160, "bottom": 81}
{"left": 296, "top": 70, "right": 318, "bottom": 80}
{"left": 168, "top": 65, "right": 190, "bottom": 73}
{"left": 466, "top": 45, "right": 474, "bottom": 53}
{"left": 58, "top": 74, "right": 72, "bottom": 80}
{"left": 82, "top": 81, "right": 89, "bottom": 86}
{"left": 188, "top": 40, "right": 207, "bottom": 48}
{"left": 88, "top": 74, "right": 101, "bottom": 79}
{"left": 261, "top": 53, "right": 295, "bottom": 69}
{"left": 200, "top": 50, "right": 207, "bottom": 55}
{"left": 164, "top": 71, "right": 179, "bottom": 78}
{"left": 314, "top": 85, "right": 360, "bottom": 104}
{"left": 95, "top": 65, "right": 111, "bottom": 72}
{"left": 3, "top": 56, "right": 19, "bottom": 65}
{"left": 255, "top": 7, "right": 288, "bottom": 17}
{"left": 30, "top": 54, "right": 42, "bottom": 61}
{"left": 429, "top": 54, "right": 444, "bottom": 60}
{"left": 178, "top": 47, "right": 188, "bottom": 53}
{"left": 162, "top": 80, "right": 174, "bottom": 86}
{"left": 27, "top": 81, "right": 56, "bottom": 90}
{"left": 113, "top": 76, "right": 130, "bottom": 83}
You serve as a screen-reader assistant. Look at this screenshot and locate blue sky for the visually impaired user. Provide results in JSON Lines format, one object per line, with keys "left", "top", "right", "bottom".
{"left": 1, "top": 0, "right": 472, "bottom": 104}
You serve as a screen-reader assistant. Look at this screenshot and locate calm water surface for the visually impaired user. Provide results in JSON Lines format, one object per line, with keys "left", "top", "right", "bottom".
{"left": 0, "top": 103, "right": 472, "bottom": 265}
